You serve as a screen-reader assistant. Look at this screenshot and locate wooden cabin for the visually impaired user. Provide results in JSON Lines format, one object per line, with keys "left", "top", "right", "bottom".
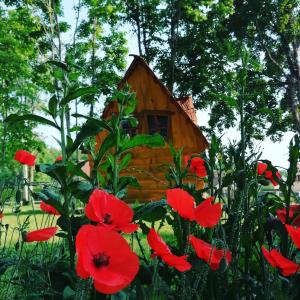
{"left": 96, "top": 55, "right": 208, "bottom": 202}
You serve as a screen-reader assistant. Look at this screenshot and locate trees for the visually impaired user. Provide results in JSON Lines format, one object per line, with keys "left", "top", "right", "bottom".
{"left": 0, "top": 6, "right": 46, "bottom": 175}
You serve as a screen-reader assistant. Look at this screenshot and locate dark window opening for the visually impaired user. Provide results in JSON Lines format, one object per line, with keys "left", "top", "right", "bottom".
{"left": 120, "top": 120, "right": 137, "bottom": 137}
{"left": 147, "top": 114, "right": 169, "bottom": 138}
{"left": 297, "top": 174, "right": 300, "bottom": 182}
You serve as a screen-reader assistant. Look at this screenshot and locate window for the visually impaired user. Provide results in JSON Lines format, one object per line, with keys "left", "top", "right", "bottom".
{"left": 147, "top": 114, "right": 170, "bottom": 139}
{"left": 120, "top": 119, "right": 138, "bottom": 137}
{"left": 297, "top": 174, "right": 300, "bottom": 182}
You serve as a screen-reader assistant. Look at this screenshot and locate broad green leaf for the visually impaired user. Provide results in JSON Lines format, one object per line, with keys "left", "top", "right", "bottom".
{"left": 69, "top": 180, "right": 94, "bottom": 203}
{"left": 118, "top": 153, "right": 132, "bottom": 172}
{"left": 94, "top": 133, "right": 115, "bottom": 167}
{"left": 5, "top": 114, "right": 60, "bottom": 130}
{"left": 72, "top": 114, "right": 112, "bottom": 131}
{"left": 133, "top": 199, "right": 166, "bottom": 221}
{"left": 119, "top": 134, "right": 164, "bottom": 153}
{"left": 67, "top": 119, "right": 105, "bottom": 156}
{"left": 48, "top": 95, "right": 58, "bottom": 117}
{"left": 61, "top": 87, "right": 98, "bottom": 106}
{"left": 35, "top": 163, "right": 66, "bottom": 184}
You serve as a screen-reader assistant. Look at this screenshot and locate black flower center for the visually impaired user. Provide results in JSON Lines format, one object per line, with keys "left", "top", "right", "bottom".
{"left": 93, "top": 252, "right": 110, "bottom": 268}
{"left": 103, "top": 213, "right": 112, "bottom": 224}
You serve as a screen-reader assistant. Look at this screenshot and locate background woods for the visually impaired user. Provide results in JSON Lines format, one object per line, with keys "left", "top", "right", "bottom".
{"left": 1, "top": 1, "right": 300, "bottom": 300}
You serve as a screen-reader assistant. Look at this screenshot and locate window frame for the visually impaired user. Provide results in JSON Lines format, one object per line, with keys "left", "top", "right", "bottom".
{"left": 141, "top": 110, "right": 173, "bottom": 141}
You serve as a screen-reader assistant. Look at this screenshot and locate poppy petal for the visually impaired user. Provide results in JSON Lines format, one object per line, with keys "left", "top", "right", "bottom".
{"left": 257, "top": 162, "right": 267, "bottom": 175}
{"left": 261, "top": 246, "right": 299, "bottom": 276}
{"left": 147, "top": 228, "right": 171, "bottom": 257}
{"left": 118, "top": 223, "right": 139, "bottom": 234}
{"left": 194, "top": 197, "right": 222, "bottom": 228}
{"left": 147, "top": 228, "right": 191, "bottom": 272}
{"left": 85, "top": 189, "right": 137, "bottom": 233}
{"left": 189, "top": 235, "right": 231, "bottom": 270}
{"left": 166, "top": 188, "right": 195, "bottom": 221}
{"left": 161, "top": 254, "right": 191, "bottom": 272}
{"left": 25, "top": 227, "right": 58, "bottom": 242}
{"left": 40, "top": 201, "right": 60, "bottom": 215}
{"left": 75, "top": 225, "right": 139, "bottom": 294}
{"left": 14, "top": 150, "right": 36, "bottom": 166}
{"left": 285, "top": 224, "right": 300, "bottom": 249}
{"left": 261, "top": 246, "right": 277, "bottom": 267}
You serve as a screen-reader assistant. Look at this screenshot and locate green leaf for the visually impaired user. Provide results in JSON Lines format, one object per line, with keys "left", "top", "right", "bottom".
{"left": 72, "top": 114, "right": 112, "bottom": 131}
{"left": 118, "top": 176, "right": 140, "bottom": 191}
{"left": 118, "top": 153, "right": 132, "bottom": 172}
{"left": 133, "top": 199, "right": 166, "bottom": 221}
{"left": 41, "top": 192, "right": 63, "bottom": 214}
{"left": 67, "top": 161, "right": 90, "bottom": 181}
{"left": 67, "top": 118, "right": 108, "bottom": 156}
{"left": 94, "top": 133, "right": 115, "bottom": 167}
{"left": 119, "top": 134, "right": 164, "bottom": 153}
{"left": 35, "top": 163, "right": 66, "bottom": 184}
{"left": 61, "top": 87, "right": 98, "bottom": 106}
{"left": 216, "top": 93, "right": 238, "bottom": 108}
{"left": 63, "top": 286, "right": 75, "bottom": 299}
{"left": 69, "top": 180, "right": 94, "bottom": 203}
{"left": 48, "top": 95, "right": 58, "bottom": 117}
{"left": 4, "top": 114, "right": 60, "bottom": 130}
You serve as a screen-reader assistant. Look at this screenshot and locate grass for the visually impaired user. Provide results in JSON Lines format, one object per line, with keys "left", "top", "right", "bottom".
{"left": 1, "top": 204, "right": 59, "bottom": 246}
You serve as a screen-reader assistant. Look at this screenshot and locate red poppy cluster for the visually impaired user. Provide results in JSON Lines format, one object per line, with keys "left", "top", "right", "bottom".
{"left": 184, "top": 155, "right": 207, "bottom": 177}
{"left": 262, "top": 208, "right": 300, "bottom": 276}
{"left": 276, "top": 204, "right": 300, "bottom": 226}
{"left": 150, "top": 187, "right": 230, "bottom": 271}
{"left": 76, "top": 189, "right": 139, "bottom": 294}
{"left": 257, "top": 162, "right": 281, "bottom": 186}
{"left": 14, "top": 150, "right": 36, "bottom": 166}
{"left": 166, "top": 188, "right": 222, "bottom": 228}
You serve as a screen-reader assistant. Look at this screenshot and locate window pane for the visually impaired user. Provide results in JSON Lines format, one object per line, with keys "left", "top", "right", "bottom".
{"left": 147, "top": 115, "right": 169, "bottom": 138}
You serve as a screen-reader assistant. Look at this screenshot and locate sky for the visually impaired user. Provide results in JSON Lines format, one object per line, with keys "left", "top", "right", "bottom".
{"left": 36, "top": 0, "right": 295, "bottom": 169}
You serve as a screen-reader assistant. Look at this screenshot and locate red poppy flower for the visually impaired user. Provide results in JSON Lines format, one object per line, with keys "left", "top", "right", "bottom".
{"left": 261, "top": 246, "right": 299, "bottom": 276}
{"left": 85, "top": 189, "right": 138, "bottom": 233}
{"left": 0, "top": 211, "right": 3, "bottom": 220}
{"left": 25, "top": 227, "right": 58, "bottom": 242}
{"left": 40, "top": 201, "right": 60, "bottom": 216}
{"left": 194, "top": 196, "right": 222, "bottom": 228}
{"left": 285, "top": 224, "right": 300, "bottom": 249}
{"left": 189, "top": 235, "right": 231, "bottom": 270}
{"left": 257, "top": 162, "right": 281, "bottom": 186}
{"left": 166, "top": 188, "right": 195, "bottom": 221}
{"left": 147, "top": 228, "right": 191, "bottom": 272}
{"left": 166, "top": 188, "right": 222, "bottom": 227}
{"left": 14, "top": 150, "right": 36, "bottom": 166}
{"left": 76, "top": 224, "right": 139, "bottom": 294}
{"left": 55, "top": 156, "right": 62, "bottom": 162}
{"left": 276, "top": 205, "right": 300, "bottom": 226}
{"left": 184, "top": 156, "right": 207, "bottom": 177}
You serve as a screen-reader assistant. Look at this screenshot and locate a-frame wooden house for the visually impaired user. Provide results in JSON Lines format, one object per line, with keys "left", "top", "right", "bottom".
{"left": 96, "top": 55, "right": 208, "bottom": 202}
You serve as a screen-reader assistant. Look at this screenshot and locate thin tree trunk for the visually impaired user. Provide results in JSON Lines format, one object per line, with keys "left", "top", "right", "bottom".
{"left": 22, "top": 165, "right": 29, "bottom": 204}
{"left": 90, "top": 17, "right": 97, "bottom": 117}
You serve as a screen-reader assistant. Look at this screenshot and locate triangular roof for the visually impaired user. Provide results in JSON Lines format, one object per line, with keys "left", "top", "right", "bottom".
{"left": 104, "top": 55, "right": 208, "bottom": 149}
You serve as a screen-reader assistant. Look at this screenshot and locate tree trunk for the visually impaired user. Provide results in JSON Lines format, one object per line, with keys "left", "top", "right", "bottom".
{"left": 22, "top": 165, "right": 29, "bottom": 204}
